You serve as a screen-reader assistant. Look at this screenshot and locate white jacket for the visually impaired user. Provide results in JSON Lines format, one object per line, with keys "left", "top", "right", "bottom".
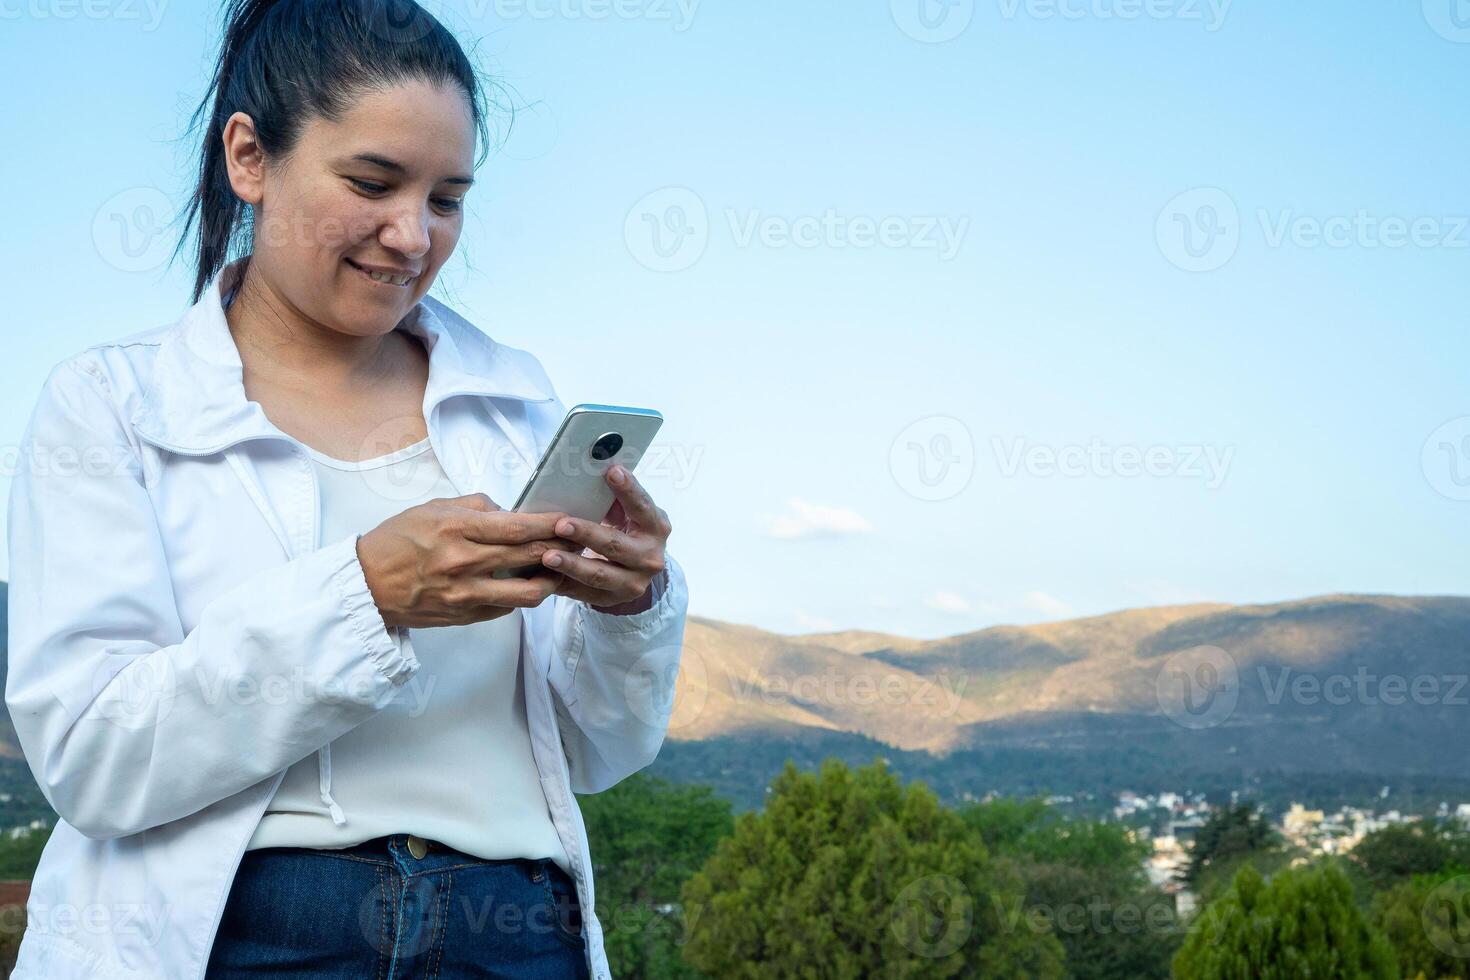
{"left": 3, "top": 258, "right": 688, "bottom": 980}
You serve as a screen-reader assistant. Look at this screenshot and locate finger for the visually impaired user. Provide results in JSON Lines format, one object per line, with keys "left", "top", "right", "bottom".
{"left": 459, "top": 510, "right": 567, "bottom": 546}
{"left": 497, "top": 536, "right": 582, "bottom": 570}
{"left": 549, "top": 518, "right": 662, "bottom": 574}
{"left": 541, "top": 550, "right": 645, "bottom": 601}
{"left": 474, "top": 570, "right": 564, "bottom": 608}
{"left": 604, "top": 466, "right": 667, "bottom": 535}
{"left": 466, "top": 603, "right": 518, "bottom": 622}
{"left": 450, "top": 492, "right": 501, "bottom": 512}
{"left": 551, "top": 578, "right": 618, "bottom": 605}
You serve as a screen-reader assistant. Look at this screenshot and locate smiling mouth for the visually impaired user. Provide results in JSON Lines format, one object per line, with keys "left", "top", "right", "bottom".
{"left": 344, "top": 257, "right": 417, "bottom": 287}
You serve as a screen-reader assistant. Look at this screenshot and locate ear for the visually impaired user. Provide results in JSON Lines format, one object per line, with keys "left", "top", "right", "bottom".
{"left": 221, "top": 111, "right": 267, "bottom": 206}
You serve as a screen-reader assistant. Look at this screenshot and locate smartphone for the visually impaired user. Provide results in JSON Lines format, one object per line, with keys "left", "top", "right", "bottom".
{"left": 492, "top": 404, "right": 663, "bottom": 579}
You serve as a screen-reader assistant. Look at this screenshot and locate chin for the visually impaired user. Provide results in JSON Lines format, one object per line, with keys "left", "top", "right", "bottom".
{"left": 331, "top": 302, "right": 405, "bottom": 337}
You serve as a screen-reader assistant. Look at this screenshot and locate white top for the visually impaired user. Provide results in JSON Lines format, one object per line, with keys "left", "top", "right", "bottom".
{"left": 244, "top": 435, "right": 571, "bottom": 875}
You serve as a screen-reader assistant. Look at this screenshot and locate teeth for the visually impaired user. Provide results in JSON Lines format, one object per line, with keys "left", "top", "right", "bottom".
{"left": 350, "top": 260, "right": 413, "bottom": 285}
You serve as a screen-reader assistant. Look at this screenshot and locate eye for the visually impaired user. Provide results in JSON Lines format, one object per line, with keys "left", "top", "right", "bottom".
{"left": 349, "top": 176, "right": 462, "bottom": 214}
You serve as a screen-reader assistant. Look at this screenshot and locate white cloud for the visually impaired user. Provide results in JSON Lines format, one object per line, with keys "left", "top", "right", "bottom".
{"left": 761, "top": 498, "right": 874, "bottom": 539}
{"left": 1126, "top": 579, "right": 1209, "bottom": 606}
{"left": 794, "top": 611, "right": 839, "bottom": 632}
{"left": 1022, "top": 591, "right": 1074, "bottom": 620}
{"left": 924, "top": 591, "right": 973, "bottom": 615}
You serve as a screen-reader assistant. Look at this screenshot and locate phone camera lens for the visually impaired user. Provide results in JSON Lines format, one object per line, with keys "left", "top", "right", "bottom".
{"left": 590, "top": 432, "right": 624, "bottom": 461}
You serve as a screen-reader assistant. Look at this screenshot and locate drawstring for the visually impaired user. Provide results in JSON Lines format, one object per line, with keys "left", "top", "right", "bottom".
{"left": 253, "top": 254, "right": 338, "bottom": 832}
{"left": 317, "top": 743, "right": 347, "bottom": 827}
{"left": 302, "top": 376, "right": 521, "bottom": 839}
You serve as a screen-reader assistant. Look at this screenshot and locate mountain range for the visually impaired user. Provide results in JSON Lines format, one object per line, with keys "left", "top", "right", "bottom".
{"left": 656, "top": 594, "right": 1469, "bottom": 800}
{"left": 2, "top": 585, "right": 1467, "bottom": 815}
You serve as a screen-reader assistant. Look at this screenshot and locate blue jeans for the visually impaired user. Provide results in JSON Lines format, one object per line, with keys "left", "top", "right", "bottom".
{"left": 205, "top": 833, "right": 590, "bottom": 979}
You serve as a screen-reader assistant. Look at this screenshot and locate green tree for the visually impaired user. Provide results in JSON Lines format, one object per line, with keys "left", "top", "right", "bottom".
{"left": 1174, "top": 862, "right": 1398, "bottom": 979}
{"left": 1020, "top": 861, "right": 1179, "bottom": 980}
{"left": 1183, "top": 803, "right": 1282, "bottom": 891}
{"left": 963, "top": 797, "right": 1052, "bottom": 855}
{"left": 681, "top": 758, "right": 1066, "bottom": 979}
{"left": 576, "top": 773, "right": 733, "bottom": 980}
{"left": 1352, "top": 821, "right": 1470, "bottom": 892}
{"left": 0, "top": 825, "right": 50, "bottom": 879}
{"left": 962, "top": 799, "right": 1148, "bottom": 877}
{"left": 1371, "top": 871, "right": 1470, "bottom": 980}
{"left": 964, "top": 799, "right": 1180, "bottom": 979}
{"left": 0, "top": 825, "right": 49, "bottom": 977}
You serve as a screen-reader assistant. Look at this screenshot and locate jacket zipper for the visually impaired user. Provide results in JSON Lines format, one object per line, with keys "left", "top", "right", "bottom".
{"left": 196, "top": 438, "right": 317, "bottom": 980}
{"left": 177, "top": 401, "right": 605, "bottom": 979}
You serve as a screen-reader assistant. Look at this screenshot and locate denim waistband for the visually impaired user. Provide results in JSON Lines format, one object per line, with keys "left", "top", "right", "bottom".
{"left": 248, "top": 833, "right": 565, "bottom": 882}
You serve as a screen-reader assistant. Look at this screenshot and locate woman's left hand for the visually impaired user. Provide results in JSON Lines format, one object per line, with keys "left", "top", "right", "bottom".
{"left": 541, "top": 464, "right": 671, "bottom": 615}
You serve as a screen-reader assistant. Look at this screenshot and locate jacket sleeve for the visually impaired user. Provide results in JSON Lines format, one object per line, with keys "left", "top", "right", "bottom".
{"left": 4, "top": 358, "right": 421, "bottom": 840}
{"left": 545, "top": 552, "right": 689, "bottom": 795}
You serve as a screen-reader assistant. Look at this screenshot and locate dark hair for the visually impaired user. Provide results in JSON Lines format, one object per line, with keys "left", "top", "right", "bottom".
{"left": 172, "top": 0, "right": 495, "bottom": 303}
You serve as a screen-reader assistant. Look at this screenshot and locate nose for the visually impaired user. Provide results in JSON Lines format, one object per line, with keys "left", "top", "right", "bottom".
{"left": 380, "top": 200, "right": 431, "bottom": 259}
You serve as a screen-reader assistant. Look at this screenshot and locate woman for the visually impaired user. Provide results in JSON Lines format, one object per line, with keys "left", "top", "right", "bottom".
{"left": 3, "top": 2, "right": 687, "bottom": 978}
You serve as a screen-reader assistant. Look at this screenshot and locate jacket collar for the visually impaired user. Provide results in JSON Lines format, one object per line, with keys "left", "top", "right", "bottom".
{"left": 131, "top": 255, "right": 554, "bottom": 455}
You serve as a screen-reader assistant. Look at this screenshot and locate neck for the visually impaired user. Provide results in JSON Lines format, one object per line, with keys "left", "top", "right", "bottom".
{"left": 225, "top": 260, "right": 401, "bottom": 395}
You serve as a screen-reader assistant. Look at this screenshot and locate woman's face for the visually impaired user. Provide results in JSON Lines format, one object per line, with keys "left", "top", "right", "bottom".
{"left": 225, "top": 79, "right": 475, "bottom": 337}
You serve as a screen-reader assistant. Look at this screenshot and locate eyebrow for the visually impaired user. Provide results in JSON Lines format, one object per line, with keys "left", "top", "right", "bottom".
{"left": 346, "top": 152, "right": 474, "bottom": 186}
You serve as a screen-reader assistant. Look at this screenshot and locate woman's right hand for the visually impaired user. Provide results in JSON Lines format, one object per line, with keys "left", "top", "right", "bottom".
{"left": 355, "top": 493, "right": 578, "bottom": 629}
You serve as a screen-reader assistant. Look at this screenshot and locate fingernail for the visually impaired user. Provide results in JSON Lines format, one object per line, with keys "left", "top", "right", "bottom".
{"left": 545, "top": 552, "right": 563, "bottom": 567}
{"left": 609, "top": 466, "right": 626, "bottom": 485}
{"left": 558, "top": 520, "right": 575, "bottom": 537}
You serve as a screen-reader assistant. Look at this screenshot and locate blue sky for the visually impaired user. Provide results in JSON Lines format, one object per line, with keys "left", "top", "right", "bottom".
{"left": 1, "top": 0, "right": 1466, "bottom": 638}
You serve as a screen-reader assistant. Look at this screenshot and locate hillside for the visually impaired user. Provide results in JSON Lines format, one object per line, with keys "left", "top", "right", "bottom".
{"left": 1, "top": 588, "right": 1467, "bottom": 818}
{"left": 669, "top": 595, "right": 1470, "bottom": 777}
